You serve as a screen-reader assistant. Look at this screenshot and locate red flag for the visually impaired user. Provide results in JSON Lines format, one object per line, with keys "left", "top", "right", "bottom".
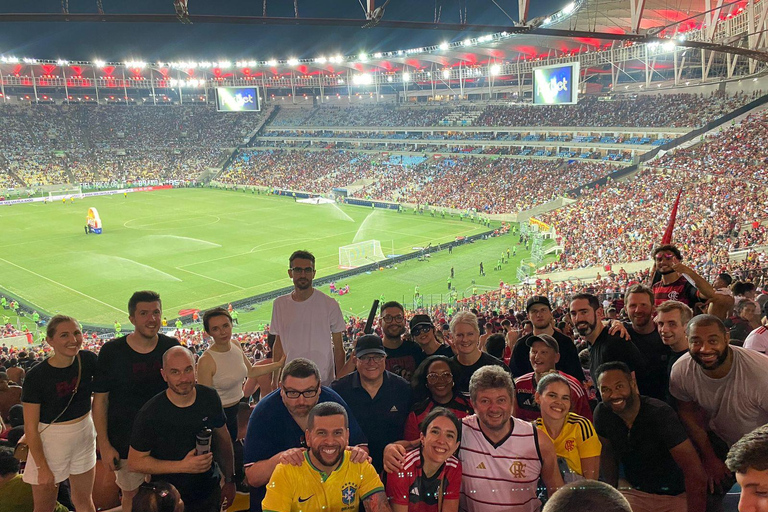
{"left": 661, "top": 188, "right": 683, "bottom": 244}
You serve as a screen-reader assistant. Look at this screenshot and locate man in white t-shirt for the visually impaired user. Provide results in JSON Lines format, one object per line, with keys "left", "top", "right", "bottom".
{"left": 670, "top": 314, "right": 768, "bottom": 506}
{"left": 271, "top": 250, "right": 345, "bottom": 385}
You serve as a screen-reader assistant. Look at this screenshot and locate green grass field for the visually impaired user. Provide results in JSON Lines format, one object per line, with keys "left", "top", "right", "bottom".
{"left": 0, "top": 188, "right": 539, "bottom": 329}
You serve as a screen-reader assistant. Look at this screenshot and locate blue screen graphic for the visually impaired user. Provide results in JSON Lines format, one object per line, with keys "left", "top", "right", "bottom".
{"left": 216, "top": 87, "right": 261, "bottom": 112}
{"left": 533, "top": 64, "right": 578, "bottom": 105}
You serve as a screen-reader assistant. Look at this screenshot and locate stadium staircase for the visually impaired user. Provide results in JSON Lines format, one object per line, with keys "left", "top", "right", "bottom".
{"left": 205, "top": 105, "right": 277, "bottom": 183}
{"left": 0, "top": 155, "right": 27, "bottom": 187}
{"left": 438, "top": 106, "right": 485, "bottom": 126}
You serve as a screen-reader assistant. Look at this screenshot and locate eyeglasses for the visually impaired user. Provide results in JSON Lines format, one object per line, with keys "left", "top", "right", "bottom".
{"left": 358, "top": 354, "right": 385, "bottom": 363}
{"left": 290, "top": 267, "right": 315, "bottom": 274}
{"left": 655, "top": 254, "right": 675, "bottom": 262}
{"left": 426, "top": 372, "right": 453, "bottom": 383}
{"left": 411, "top": 325, "right": 432, "bottom": 337}
{"left": 382, "top": 315, "right": 405, "bottom": 323}
{"left": 283, "top": 387, "right": 319, "bottom": 399}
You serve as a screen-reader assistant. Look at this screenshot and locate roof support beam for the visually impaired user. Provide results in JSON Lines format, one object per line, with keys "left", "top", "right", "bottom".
{"left": 704, "top": 0, "right": 725, "bottom": 41}
{"left": 630, "top": 0, "right": 647, "bottom": 34}
{"left": 519, "top": 0, "right": 530, "bottom": 23}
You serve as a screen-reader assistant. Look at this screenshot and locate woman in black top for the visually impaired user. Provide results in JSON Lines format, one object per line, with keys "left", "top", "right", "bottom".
{"left": 22, "top": 314, "right": 98, "bottom": 512}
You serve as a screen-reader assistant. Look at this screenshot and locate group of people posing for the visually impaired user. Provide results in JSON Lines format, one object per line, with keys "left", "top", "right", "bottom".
{"left": 10, "top": 246, "right": 768, "bottom": 512}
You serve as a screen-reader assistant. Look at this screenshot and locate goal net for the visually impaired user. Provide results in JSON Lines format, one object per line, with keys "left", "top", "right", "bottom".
{"left": 339, "top": 240, "right": 386, "bottom": 269}
{"left": 48, "top": 186, "right": 83, "bottom": 201}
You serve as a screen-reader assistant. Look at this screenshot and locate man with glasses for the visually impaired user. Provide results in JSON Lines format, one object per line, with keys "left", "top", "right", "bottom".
{"left": 244, "top": 358, "right": 367, "bottom": 512}
{"left": 410, "top": 314, "right": 454, "bottom": 358}
{"left": 332, "top": 335, "right": 411, "bottom": 472}
{"left": 271, "top": 250, "right": 346, "bottom": 385}
{"left": 379, "top": 301, "right": 424, "bottom": 380}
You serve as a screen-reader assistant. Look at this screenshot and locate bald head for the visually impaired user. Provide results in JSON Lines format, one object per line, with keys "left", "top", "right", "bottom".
{"left": 162, "top": 346, "right": 194, "bottom": 368}
{"left": 543, "top": 481, "right": 632, "bottom": 512}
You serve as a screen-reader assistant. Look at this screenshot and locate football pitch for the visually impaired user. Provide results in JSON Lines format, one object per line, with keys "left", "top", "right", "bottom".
{"left": 0, "top": 188, "right": 539, "bottom": 329}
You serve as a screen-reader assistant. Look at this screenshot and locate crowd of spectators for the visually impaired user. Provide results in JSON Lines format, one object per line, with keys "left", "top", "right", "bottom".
{"left": 219, "top": 149, "right": 617, "bottom": 213}
{"left": 0, "top": 104, "right": 266, "bottom": 188}
{"left": 533, "top": 108, "right": 768, "bottom": 273}
{"left": 270, "top": 92, "right": 755, "bottom": 129}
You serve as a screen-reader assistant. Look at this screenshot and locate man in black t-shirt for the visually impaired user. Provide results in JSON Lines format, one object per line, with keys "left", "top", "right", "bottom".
{"left": 623, "top": 285, "right": 670, "bottom": 401}
{"left": 569, "top": 294, "right": 647, "bottom": 398}
{"left": 594, "top": 362, "right": 706, "bottom": 512}
{"left": 511, "top": 296, "right": 585, "bottom": 382}
{"left": 380, "top": 302, "right": 424, "bottom": 380}
{"left": 129, "top": 346, "right": 235, "bottom": 512}
{"left": 92, "top": 291, "right": 179, "bottom": 512}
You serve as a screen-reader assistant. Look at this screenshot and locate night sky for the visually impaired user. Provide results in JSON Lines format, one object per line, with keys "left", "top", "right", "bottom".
{"left": 0, "top": 0, "right": 563, "bottom": 61}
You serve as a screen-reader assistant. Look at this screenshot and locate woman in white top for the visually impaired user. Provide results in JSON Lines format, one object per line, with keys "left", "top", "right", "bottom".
{"left": 197, "top": 308, "right": 284, "bottom": 442}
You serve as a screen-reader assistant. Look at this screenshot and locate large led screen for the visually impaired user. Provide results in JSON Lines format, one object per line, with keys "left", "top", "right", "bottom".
{"left": 533, "top": 63, "right": 579, "bottom": 105}
{"left": 216, "top": 87, "right": 261, "bottom": 112}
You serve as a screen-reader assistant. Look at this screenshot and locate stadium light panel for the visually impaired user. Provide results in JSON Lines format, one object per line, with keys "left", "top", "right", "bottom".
{"left": 374, "top": 53, "right": 383, "bottom": 59}
{"left": 562, "top": 2, "right": 575, "bottom": 14}
{"left": 402, "top": 72, "right": 411, "bottom": 82}
{"left": 57, "top": 59, "right": 69, "bottom": 66}
{"left": 287, "top": 58, "right": 299, "bottom": 66}
{"left": 387, "top": 76, "right": 393, "bottom": 82}
{"left": 358, "top": 53, "right": 368, "bottom": 62}
{"left": 94, "top": 60, "right": 106, "bottom": 68}
{"left": 248, "top": 61, "right": 257, "bottom": 67}
{"left": 490, "top": 64, "right": 501, "bottom": 75}
{"left": 267, "top": 59, "right": 278, "bottom": 67}
{"left": 315, "top": 57, "right": 327, "bottom": 64}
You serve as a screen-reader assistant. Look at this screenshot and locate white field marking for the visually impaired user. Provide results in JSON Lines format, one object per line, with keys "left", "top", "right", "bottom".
{"left": 174, "top": 267, "right": 245, "bottom": 290}
{"left": 172, "top": 226, "right": 487, "bottom": 310}
{"left": 108, "top": 256, "right": 183, "bottom": 282}
{"left": 249, "top": 237, "right": 313, "bottom": 253}
{"left": 148, "top": 235, "right": 222, "bottom": 248}
{"left": 0, "top": 257, "right": 125, "bottom": 313}
{"left": 123, "top": 214, "right": 221, "bottom": 230}
{"left": 177, "top": 230, "right": 357, "bottom": 269}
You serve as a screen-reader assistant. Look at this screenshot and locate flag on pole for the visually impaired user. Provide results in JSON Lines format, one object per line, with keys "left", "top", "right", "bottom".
{"left": 661, "top": 188, "right": 683, "bottom": 244}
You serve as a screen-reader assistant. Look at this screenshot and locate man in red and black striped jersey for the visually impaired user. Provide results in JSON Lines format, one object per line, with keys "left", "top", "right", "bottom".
{"left": 650, "top": 245, "right": 723, "bottom": 317}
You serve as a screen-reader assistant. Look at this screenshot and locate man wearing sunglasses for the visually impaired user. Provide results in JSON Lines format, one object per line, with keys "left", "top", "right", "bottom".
{"left": 332, "top": 335, "right": 411, "bottom": 473}
{"left": 244, "top": 358, "right": 368, "bottom": 512}
{"left": 409, "top": 314, "right": 454, "bottom": 358}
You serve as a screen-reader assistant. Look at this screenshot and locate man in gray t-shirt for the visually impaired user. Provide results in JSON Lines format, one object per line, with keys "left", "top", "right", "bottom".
{"left": 670, "top": 315, "right": 768, "bottom": 498}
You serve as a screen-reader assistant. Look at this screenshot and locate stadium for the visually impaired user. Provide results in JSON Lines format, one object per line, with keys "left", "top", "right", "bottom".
{"left": 1, "top": 0, "right": 767, "bottom": 510}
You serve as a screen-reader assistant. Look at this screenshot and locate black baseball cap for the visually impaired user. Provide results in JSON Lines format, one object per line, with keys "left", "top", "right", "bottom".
{"left": 354, "top": 334, "right": 387, "bottom": 358}
{"left": 410, "top": 314, "right": 434, "bottom": 331}
{"left": 526, "top": 296, "right": 552, "bottom": 312}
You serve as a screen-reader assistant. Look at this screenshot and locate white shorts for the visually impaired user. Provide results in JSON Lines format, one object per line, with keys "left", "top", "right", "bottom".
{"left": 114, "top": 461, "right": 147, "bottom": 492}
{"left": 23, "top": 415, "right": 97, "bottom": 485}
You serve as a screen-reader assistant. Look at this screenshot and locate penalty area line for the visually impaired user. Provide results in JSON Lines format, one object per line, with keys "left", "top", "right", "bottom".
{"left": 0, "top": 258, "right": 125, "bottom": 314}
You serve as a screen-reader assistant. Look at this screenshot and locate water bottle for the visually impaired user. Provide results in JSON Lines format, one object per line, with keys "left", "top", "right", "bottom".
{"left": 195, "top": 428, "right": 212, "bottom": 456}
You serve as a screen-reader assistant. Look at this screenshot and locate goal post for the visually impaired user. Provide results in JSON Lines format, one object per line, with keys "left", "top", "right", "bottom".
{"left": 339, "top": 240, "right": 386, "bottom": 269}
{"left": 48, "top": 186, "right": 83, "bottom": 201}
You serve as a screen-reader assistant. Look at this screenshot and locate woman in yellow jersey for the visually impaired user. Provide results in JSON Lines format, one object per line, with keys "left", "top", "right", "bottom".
{"left": 534, "top": 372, "right": 601, "bottom": 482}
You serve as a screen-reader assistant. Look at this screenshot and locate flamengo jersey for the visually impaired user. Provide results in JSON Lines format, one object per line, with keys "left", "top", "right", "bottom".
{"left": 459, "top": 415, "right": 543, "bottom": 512}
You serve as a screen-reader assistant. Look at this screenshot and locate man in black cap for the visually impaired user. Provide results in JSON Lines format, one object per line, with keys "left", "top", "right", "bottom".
{"left": 510, "top": 296, "right": 586, "bottom": 383}
{"left": 332, "top": 334, "right": 411, "bottom": 473}
{"left": 410, "top": 314, "right": 454, "bottom": 358}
